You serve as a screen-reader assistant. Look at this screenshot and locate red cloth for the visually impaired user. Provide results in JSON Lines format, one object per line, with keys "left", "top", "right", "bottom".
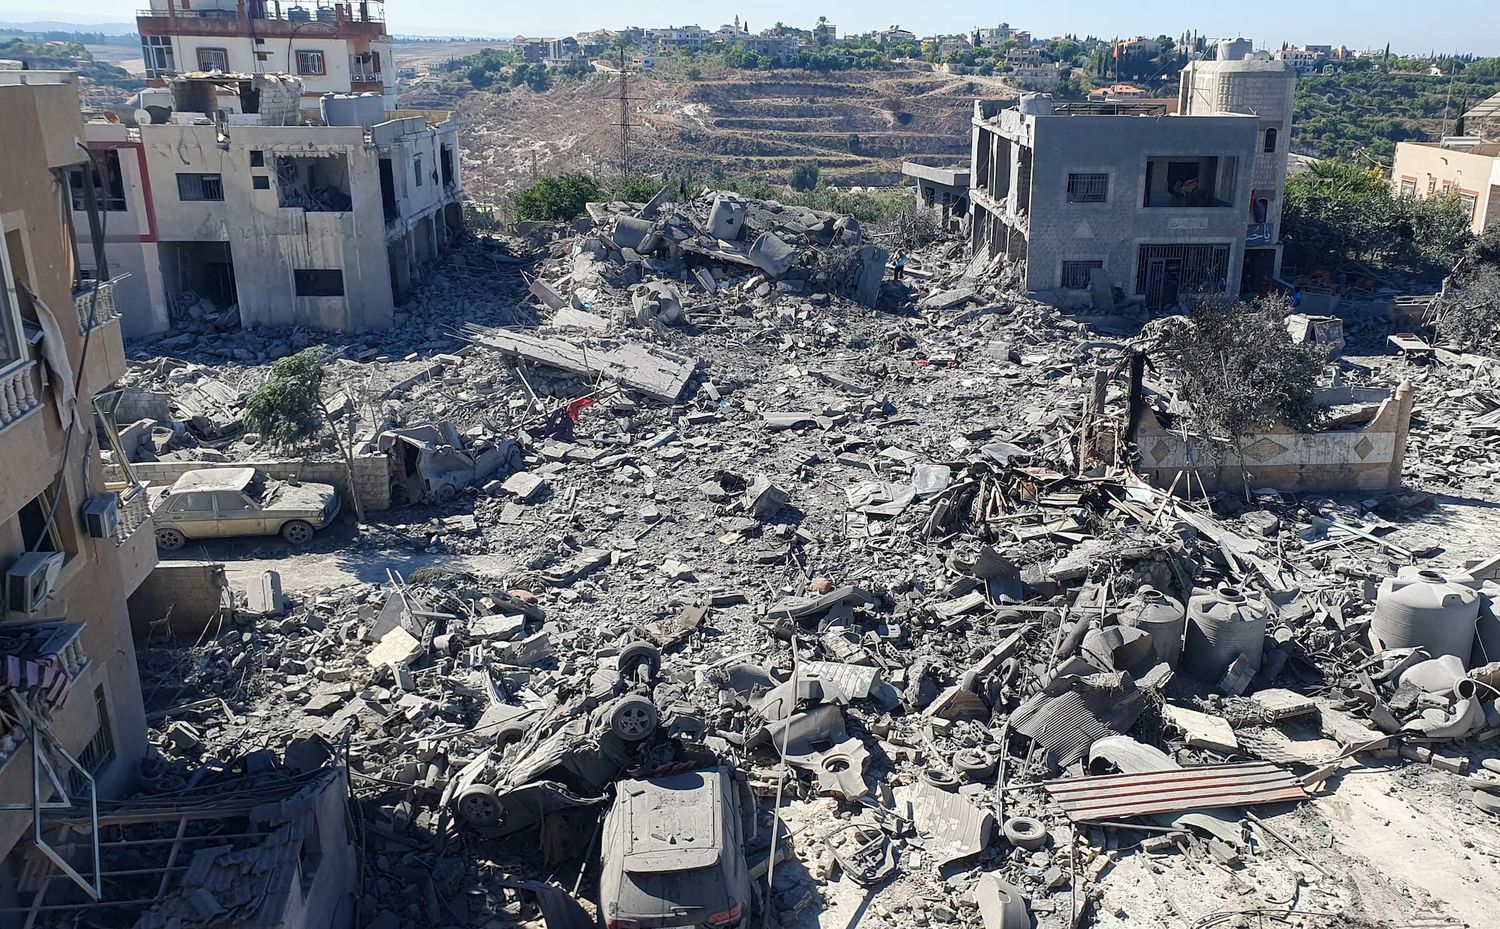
{"left": 566, "top": 397, "right": 597, "bottom": 421}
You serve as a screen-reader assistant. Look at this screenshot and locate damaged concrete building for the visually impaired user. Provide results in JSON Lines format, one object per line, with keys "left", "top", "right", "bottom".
{"left": 71, "top": 74, "right": 463, "bottom": 334}
{"left": 969, "top": 40, "right": 1296, "bottom": 310}
{"left": 0, "top": 70, "right": 157, "bottom": 905}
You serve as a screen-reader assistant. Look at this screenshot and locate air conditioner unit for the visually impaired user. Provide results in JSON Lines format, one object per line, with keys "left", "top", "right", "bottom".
{"left": 81, "top": 493, "right": 120, "bottom": 540}
{"left": 7, "top": 551, "right": 65, "bottom": 614}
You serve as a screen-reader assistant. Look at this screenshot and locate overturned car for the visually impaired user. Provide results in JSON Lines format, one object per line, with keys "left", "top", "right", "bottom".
{"left": 378, "top": 422, "right": 523, "bottom": 506}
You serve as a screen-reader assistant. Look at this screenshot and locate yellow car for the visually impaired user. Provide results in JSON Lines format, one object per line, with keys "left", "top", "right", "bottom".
{"left": 151, "top": 468, "right": 339, "bottom": 550}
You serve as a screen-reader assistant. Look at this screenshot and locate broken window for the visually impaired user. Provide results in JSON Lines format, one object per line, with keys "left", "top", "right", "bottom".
{"left": 274, "top": 155, "right": 352, "bottom": 212}
{"left": 250, "top": 149, "right": 265, "bottom": 167}
{"left": 1066, "top": 173, "right": 1109, "bottom": 203}
{"left": 414, "top": 152, "right": 424, "bottom": 187}
{"left": 253, "top": 176, "right": 270, "bottom": 190}
{"left": 379, "top": 158, "right": 399, "bottom": 222}
{"left": 196, "top": 47, "right": 229, "bottom": 71}
{"left": 294, "top": 269, "right": 345, "bottom": 297}
{"left": 141, "top": 35, "right": 175, "bottom": 77}
{"left": 67, "top": 686, "right": 115, "bottom": 796}
{"left": 1142, "top": 157, "right": 1236, "bottom": 208}
{"left": 176, "top": 173, "right": 224, "bottom": 202}
{"left": 68, "top": 151, "right": 126, "bottom": 212}
{"left": 18, "top": 487, "right": 64, "bottom": 553}
{"left": 1460, "top": 193, "right": 1478, "bottom": 218}
{"left": 440, "top": 145, "right": 454, "bottom": 188}
{"left": 1263, "top": 127, "right": 1278, "bottom": 153}
{"left": 295, "top": 49, "right": 326, "bottom": 76}
{"left": 1060, "top": 260, "right": 1104, "bottom": 289}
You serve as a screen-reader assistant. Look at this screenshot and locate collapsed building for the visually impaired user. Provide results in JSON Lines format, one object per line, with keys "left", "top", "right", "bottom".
{"left": 70, "top": 72, "right": 464, "bottom": 335}
{"left": 970, "top": 40, "right": 1296, "bottom": 310}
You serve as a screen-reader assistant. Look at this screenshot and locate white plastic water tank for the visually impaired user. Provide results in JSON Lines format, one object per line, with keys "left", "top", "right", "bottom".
{"left": 356, "top": 92, "right": 385, "bottom": 127}
{"left": 1017, "top": 93, "right": 1053, "bottom": 116}
{"left": 320, "top": 92, "right": 361, "bottom": 126}
{"left": 1373, "top": 568, "right": 1479, "bottom": 663}
{"left": 1218, "top": 38, "right": 1253, "bottom": 62}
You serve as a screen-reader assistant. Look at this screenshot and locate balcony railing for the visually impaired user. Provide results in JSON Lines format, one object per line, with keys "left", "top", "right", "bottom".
{"left": 74, "top": 276, "right": 126, "bottom": 333}
{"left": 136, "top": 2, "right": 385, "bottom": 26}
{"left": 114, "top": 482, "right": 152, "bottom": 543}
{"left": 0, "top": 360, "right": 41, "bottom": 431}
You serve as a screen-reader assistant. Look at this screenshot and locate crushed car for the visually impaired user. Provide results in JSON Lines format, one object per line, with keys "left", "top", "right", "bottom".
{"left": 443, "top": 642, "right": 710, "bottom": 835}
{"left": 377, "top": 421, "right": 523, "bottom": 506}
{"left": 598, "top": 766, "right": 758, "bottom": 929}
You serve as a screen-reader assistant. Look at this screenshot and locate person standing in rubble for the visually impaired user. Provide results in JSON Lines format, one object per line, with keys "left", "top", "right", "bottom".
{"left": 894, "top": 249, "right": 909, "bottom": 282}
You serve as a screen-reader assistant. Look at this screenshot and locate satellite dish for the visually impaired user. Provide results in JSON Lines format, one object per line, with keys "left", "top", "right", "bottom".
{"left": 134, "top": 109, "right": 153, "bottom": 126}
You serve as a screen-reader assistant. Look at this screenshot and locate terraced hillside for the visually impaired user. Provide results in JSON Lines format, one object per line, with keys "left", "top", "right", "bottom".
{"left": 445, "top": 67, "right": 1001, "bottom": 202}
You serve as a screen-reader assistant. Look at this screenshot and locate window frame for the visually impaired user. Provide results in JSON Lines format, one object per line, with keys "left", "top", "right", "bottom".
{"left": 1263, "top": 127, "right": 1278, "bottom": 153}
{"left": 1060, "top": 260, "right": 1105, "bottom": 290}
{"left": 1065, "top": 172, "right": 1109, "bottom": 204}
{"left": 295, "top": 49, "right": 327, "bottom": 76}
{"left": 141, "top": 35, "right": 175, "bottom": 78}
{"left": 196, "top": 46, "right": 230, "bottom": 72}
{"left": 294, "top": 269, "right": 346, "bottom": 298}
{"left": 176, "top": 173, "right": 225, "bottom": 202}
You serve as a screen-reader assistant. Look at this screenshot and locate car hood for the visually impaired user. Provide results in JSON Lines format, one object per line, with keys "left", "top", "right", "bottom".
{"left": 266, "top": 482, "right": 337, "bottom": 510}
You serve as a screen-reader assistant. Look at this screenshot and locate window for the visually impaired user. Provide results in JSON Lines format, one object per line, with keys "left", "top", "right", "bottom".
{"left": 196, "top": 47, "right": 229, "bottom": 71}
{"left": 177, "top": 173, "right": 224, "bottom": 202}
{"left": 1061, "top": 260, "right": 1104, "bottom": 289}
{"left": 351, "top": 52, "right": 379, "bottom": 81}
{"left": 253, "top": 176, "right": 271, "bottom": 190}
{"left": 1399, "top": 178, "right": 1417, "bottom": 198}
{"left": 250, "top": 150, "right": 265, "bottom": 167}
{"left": 168, "top": 493, "right": 214, "bottom": 513}
{"left": 1263, "top": 127, "right": 1278, "bottom": 153}
{"left": 68, "top": 151, "right": 126, "bottom": 212}
{"left": 1459, "top": 193, "right": 1478, "bottom": 218}
{"left": 1428, "top": 177, "right": 1437, "bottom": 195}
{"left": 294, "top": 269, "right": 345, "bottom": 297}
{"left": 213, "top": 492, "right": 253, "bottom": 512}
{"left": 1441, "top": 181, "right": 1452, "bottom": 194}
{"left": 414, "top": 153, "right": 423, "bottom": 187}
{"left": 1066, "top": 172, "right": 1109, "bottom": 203}
{"left": 141, "top": 35, "right": 175, "bottom": 77}
{"left": 296, "top": 50, "right": 326, "bottom": 76}
{"left": 18, "top": 493, "right": 60, "bottom": 552}
{"left": 256, "top": 52, "right": 270, "bottom": 62}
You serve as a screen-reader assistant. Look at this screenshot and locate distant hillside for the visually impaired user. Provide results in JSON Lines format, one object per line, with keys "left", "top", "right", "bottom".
{"left": 0, "top": 20, "right": 137, "bottom": 35}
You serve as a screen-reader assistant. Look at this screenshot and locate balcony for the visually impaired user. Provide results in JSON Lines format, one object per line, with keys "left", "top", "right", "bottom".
{"left": 0, "top": 620, "right": 87, "bottom": 770}
{"left": 112, "top": 482, "right": 152, "bottom": 543}
{"left": 106, "top": 481, "right": 158, "bottom": 596}
{"left": 0, "top": 359, "right": 42, "bottom": 433}
{"left": 74, "top": 276, "right": 126, "bottom": 334}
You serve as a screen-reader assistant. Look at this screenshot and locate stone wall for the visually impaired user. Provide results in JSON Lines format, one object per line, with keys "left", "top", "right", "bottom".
{"left": 110, "top": 455, "right": 392, "bottom": 512}
{"left": 1133, "top": 383, "right": 1415, "bottom": 494}
{"left": 127, "top": 561, "right": 229, "bottom": 640}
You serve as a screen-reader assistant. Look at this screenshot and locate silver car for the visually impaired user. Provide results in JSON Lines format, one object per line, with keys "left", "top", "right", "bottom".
{"left": 151, "top": 468, "right": 340, "bottom": 550}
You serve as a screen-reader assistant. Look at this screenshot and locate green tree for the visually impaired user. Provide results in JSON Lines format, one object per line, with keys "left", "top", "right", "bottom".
{"left": 789, "top": 162, "right": 820, "bottom": 192}
{"left": 512, "top": 173, "right": 601, "bottom": 221}
{"left": 243, "top": 347, "right": 366, "bottom": 523}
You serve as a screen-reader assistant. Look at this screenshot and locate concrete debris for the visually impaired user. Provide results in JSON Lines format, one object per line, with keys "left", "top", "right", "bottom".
{"left": 102, "top": 170, "right": 1500, "bottom": 929}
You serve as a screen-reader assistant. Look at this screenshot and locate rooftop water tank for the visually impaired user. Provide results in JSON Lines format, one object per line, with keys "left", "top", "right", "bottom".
{"left": 1118, "top": 586, "right": 1186, "bottom": 669}
{"left": 1218, "top": 38, "right": 1253, "bottom": 62}
{"left": 315, "top": 5, "right": 338, "bottom": 22}
{"left": 1183, "top": 585, "right": 1269, "bottom": 682}
{"left": 287, "top": 6, "right": 311, "bottom": 23}
{"left": 1373, "top": 568, "right": 1479, "bottom": 663}
{"left": 320, "top": 92, "right": 361, "bottom": 127}
{"left": 356, "top": 91, "right": 385, "bottom": 127}
{"left": 708, "top": 196, "right": 747, "bottom": 241}
{"left": 1017, "top": 93, "right": 1053, "bottom": 116}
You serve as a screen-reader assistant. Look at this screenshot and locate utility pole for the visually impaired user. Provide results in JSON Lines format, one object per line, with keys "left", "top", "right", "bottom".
{"left": 612, "top": 39, "right": 642, "bottom": 179}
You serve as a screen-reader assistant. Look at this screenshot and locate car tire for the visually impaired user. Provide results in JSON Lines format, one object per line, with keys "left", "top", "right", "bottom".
{"left": 155, "top": 527, "right": 186, "bottom": 551}
{"left": 616, "top": 642, "right": 662, "bottom": 683}
{"left": 921, "top": 769, "right": 961, "bottom": 791}
{"left": 280, "top": 520, "right": 315, "bottom": 546}
{"left": 434, "top": 483, "right": 459, "bottom": 504}
{"left": 494, "top": 720, "right": 529, "bottom": 751}
{"left": 455, "top": 783, "right": 503, "bottom": 828}
{"left": 953, "top": 748, "right": 998, "bottom": 781}
{"left": 1003, "top": 816, "right": 1048, "bottom": 850}
{"left": 608, "top": 695, "right": 659, "bottom": 741}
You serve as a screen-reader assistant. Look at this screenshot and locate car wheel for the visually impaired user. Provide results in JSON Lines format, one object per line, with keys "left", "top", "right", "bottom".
{"left": 953, "top": 748, "right": 998, "bottom": 781}
{"left": 1003, "top": 816, "right": 1048, "bottom": 850}
{"left": 434, "top": 483, "right": 459, "bottom": 504}
{"left": 494, "top": 720, "right": 529, "bottom": 751}
{"left": 616, "top": 642, "right": 662, "bottom": 683}
{"left": 921, "top": 769, "right": 960, "bottom": 791}
{"left": 280, "top": 520, "right": 315, "bottom": 546}
{"left": 155, "top": 527, "right": 186, "bottom": 551}
{"left": 608, "top": 695, "right": 659, "bottom": 741}
{"left": 455, "top": 783, "right": 503, "bottom": 828}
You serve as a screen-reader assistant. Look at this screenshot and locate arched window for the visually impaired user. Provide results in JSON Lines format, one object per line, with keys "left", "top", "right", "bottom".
{"left": 1264, "top": 127, "right": 1278, "bottom": 153}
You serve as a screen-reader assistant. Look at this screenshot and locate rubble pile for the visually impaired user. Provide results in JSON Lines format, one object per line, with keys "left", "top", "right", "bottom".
{"left": 109, "top": 214, "right": 1500, "bottom": 929}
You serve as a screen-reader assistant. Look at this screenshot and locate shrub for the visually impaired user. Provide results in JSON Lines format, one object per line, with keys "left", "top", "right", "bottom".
{"left": 512, "top": 174, "right": 601, "bottom": 222}
{"left": 789, "top": 162, "right": 820, "bottom": 192}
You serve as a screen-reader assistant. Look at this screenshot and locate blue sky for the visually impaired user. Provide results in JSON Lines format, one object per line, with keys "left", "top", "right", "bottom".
{"left": 2, "top": 0, "right": 1497, "bottom": 55}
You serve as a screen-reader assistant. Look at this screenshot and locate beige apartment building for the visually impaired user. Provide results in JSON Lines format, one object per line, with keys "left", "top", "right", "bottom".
{"left": 0, "top": 71, "right": 157, "bottom": 907}
{"left": 1391, "top": 139, "right": 1500, "bottom": 234}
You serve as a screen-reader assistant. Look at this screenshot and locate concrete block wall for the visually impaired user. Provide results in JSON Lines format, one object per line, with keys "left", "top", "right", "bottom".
{"left": 127, "top": 560, "right": 229, "bottom": 639}
{"left": 110, "top": 454, "right": 391, "bottom": 512}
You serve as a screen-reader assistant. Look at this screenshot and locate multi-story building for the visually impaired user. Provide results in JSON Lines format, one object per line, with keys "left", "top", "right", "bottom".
{"left": 1180, "top": 43, "right": 1298, "bottom": 284}
{"left": 0, "top": 70, "right": 157, "bottom": 895}
{"left": 644, "top": 25, "right": 711, "bottom": 54}
{"left": 135, "top": 0, "right": 396, "bottom": 112}
{"left": 968, "top": 39, "right": 1297, "bottom": 309}
{"left": 1273, "top": 46, "right": 1324, "bottom": 75}
{"left": 970, "top": 95, "right": 1260, "bottom": 309}
{"left": 1391, "top": 138, "right": 1500, "bottom": 234}
{"left": 71, "top": 74, "right": 464, "bottom": 334}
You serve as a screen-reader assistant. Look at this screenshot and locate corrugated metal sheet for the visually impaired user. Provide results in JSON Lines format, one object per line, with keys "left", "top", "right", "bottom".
{"left": 1045, "top": 762, "right": 1307, "bottom": 822}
